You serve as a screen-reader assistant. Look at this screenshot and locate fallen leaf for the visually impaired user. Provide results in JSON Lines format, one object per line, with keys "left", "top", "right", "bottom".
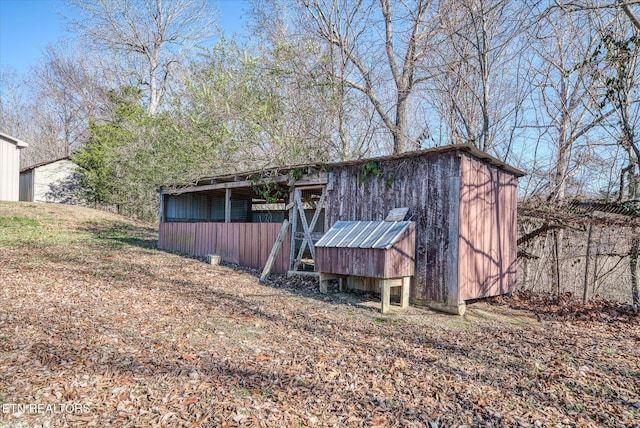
{"left": 256, "top": 353, "right": 271, "bottom": 362}
{"left": 183, "top": 398, "right": 198, "bottom": 406}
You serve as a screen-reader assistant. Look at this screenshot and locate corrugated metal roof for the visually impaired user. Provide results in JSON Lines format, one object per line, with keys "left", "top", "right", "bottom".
{"left": 162, "top": 143, "right": 527, "bottom": 193}
{"left": 20, "top": 157, "right": 72, "bottom": 173}
{"left": 315, "top": 221, "right": 412, "bottom": 250}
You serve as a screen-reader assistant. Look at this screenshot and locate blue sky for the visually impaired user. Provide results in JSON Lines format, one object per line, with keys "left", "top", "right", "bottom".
{"left": 0, "top": 0, "right": 250, "bottom": 74}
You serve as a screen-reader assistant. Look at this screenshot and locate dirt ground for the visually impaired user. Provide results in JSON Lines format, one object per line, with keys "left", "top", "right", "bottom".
{"left": 0, "top": 202, "right": 638, "bottom": 427}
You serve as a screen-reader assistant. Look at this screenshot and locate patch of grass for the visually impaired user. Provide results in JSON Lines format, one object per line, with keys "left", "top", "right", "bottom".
{"left": 0, "top": 212, "right": 83, "bottom": 248}
{"left": 0, "top": 216, "right": 48, "bottom": 247}
{"left": 84, "top": 220, "right": 157, "bottom": 250}
{"left": 0, "top": 216, "right": 40, "bottom": 228}
{"left": 374, "top": 317, "right": 398, "bottom": 323}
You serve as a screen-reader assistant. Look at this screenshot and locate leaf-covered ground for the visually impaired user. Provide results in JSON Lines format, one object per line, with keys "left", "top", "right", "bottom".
{"left": 0, "top": 202, "right": 638, "bottom": 427}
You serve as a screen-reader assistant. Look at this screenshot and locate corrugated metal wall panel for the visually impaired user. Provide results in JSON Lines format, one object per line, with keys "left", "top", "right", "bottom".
{"left": 158, "top": 222, "right": 290, "bottom": 274}
{"left": 19, "top": 170, "right": 33, "bottom": 201}
{"left": 458, "top": 155, "right": 518, "bottom": 301}
{"left": 0, "top": 138, "right": 21, "bottom": 201}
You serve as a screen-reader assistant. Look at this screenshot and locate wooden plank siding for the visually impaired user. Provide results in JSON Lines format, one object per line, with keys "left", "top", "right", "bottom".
{"left": 158, "top": 222, "right": 291, "bottom": 274}
{"left": 325, "top": 153, "right": 460, "bottom": 303}
{"left": 383, "top": 224, "right": 416, "bottom": 278}
{"left": 458, "top": 155, "right": 518, "bottom": 300}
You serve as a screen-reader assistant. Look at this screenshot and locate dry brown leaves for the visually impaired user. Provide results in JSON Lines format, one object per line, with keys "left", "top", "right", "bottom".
{"left": 0, "top": 203, "right": 639, "bottom": 427}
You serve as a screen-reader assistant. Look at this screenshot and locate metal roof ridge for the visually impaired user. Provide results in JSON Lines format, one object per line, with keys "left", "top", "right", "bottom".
{"left": 376, "top": 221, "right": 411, "bottom": 249}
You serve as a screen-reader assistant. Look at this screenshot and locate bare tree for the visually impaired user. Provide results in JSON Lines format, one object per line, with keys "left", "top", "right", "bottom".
{"left": 67, "top": 0, "right": 217, "bottom": 115}
{"left": 594, "top": 28, "right": 640, "bottom": 199}
{"left": 299, "top": 0, "right": 441, "bottom": 154}
{"left": 0, "top": 67, "right": 29, "bottom": 138}
{"left": 529, "top": 8, "right": 611, "bottom": 200}
{"left": 430, "top": 0, "right": 529, "bottom": 154}
{"left": 249, "top": 0, "right": 378, "bottom": 160}
{"left": 31, "top": 44, "right": 112, "bottom": 155}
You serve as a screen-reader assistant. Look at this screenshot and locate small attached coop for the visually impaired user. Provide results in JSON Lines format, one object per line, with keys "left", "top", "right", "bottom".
{"left": 315, "top": 220, "right": 416, "bottom": 313}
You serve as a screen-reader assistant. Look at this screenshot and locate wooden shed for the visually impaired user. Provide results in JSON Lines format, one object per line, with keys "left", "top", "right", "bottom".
{"left": 0, "top": 132, "right": 28, "bottom": 202}
{"left": 158, "top": 144, "right": 525, "bottom": 313}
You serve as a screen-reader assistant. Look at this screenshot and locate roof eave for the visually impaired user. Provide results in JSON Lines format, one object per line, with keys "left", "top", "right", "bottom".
{"left": 162, "top": 143, "right": 527, "bottom": 193}
{"left": 0, "top": 131, "right": 28, "bottom": 148}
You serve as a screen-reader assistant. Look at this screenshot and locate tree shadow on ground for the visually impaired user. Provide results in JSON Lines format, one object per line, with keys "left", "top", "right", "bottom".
{"left": 79, "top": 220, "right": 158, "bottom": 250}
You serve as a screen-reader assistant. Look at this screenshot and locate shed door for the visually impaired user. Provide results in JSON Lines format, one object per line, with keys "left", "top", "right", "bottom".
{"left": 289, "top": 186, "right": 327, "bottom": 274}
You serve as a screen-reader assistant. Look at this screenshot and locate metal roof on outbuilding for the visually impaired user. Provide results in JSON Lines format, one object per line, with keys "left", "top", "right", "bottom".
{"left": 161, "top": 143, "right": 527, "bottom": 194}
{"left": 0, "top": 132, "right": 28, "bottom": 148}
{"left": 315, "top": 220, "right": 413, "bottom": 250}
{"left": 20, "top": 157, "right": 71, "bottom": 173}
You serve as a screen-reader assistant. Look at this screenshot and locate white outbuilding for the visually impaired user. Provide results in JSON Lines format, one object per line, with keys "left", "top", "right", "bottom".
{"left": 0, "top": 132, "right": 28, "bottom": 202}
{"left": 19, "top": 158, "right": 80, "bottom": 204}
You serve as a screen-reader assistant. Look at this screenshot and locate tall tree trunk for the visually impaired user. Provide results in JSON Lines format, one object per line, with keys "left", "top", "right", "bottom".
{"left": 522, "top": 257, "right": 530, "bottom": 290}
{"left": 148, "top": 59, "right": 159, "bottom": 116}
{"left": 552, "top": 229, "right": 562, "bottom": 294}
{"left": 394, "top": 92, "right": 408, "bottom": 154}
{"left": 583, "top": 220, "right": 594, "bottom": 302}
{"left": 592, "top": 249, "right": 600, "bottom": 298}
{"left": 631, "top": 230, "right": 640, "bottom": 306}
{"left": 479, "top": 0, "right": 491, "bottom": 152}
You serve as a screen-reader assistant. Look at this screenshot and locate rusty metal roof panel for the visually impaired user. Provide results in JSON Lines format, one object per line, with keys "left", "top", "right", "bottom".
{"left": 316, "top": 221, "right": 412, "bottom": 250}
{"left": 333, "top": 221, "right": 373, "bottom": 247}
{"left": 315, "top": 221, "right": 352, "bottom": 247}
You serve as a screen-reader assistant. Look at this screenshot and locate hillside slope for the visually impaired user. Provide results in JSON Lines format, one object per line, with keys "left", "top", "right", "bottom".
{"left": 0, "top": 202, "right": 638, "bottom": 427}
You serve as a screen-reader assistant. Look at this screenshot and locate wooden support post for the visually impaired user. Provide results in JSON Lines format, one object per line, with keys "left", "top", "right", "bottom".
{"left": 289, "top": 189, "right": 298, "bottom": 271}
{"left": 225, "top": 188, "right": 231, "bottom": 223}
{"left": 401, "top": 276, "right": 410, "bottom": 308}
{"left": 319, "top": 272, "right": 346, "bottom": 294}
{"left": 380, "top": 279, "right": 391, "bottom": 314}
{"left": 447, "top": 175, "right": 461, "bottom": 308}
{"left": 583, "top": 219, "right": 594, "bottom": 303}
{"left": 260, "top": 219, "right": 290, "bottom": 282}
{"left": 339, "top": 277, "right": 346, "bottom": 292}
{"left": 377, "top": 277, "right": 411, "bottom": 314}
{"left": 319, "top": 273, "right": 329, "bottom": 294}
{"left": 158, "top": 193, "right": 165, "bottom": 224}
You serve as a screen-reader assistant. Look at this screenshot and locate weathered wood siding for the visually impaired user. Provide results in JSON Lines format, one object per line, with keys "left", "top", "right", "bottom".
{"left": 317, "top": 247, "right": 385, "bottom": 278}
{"left": 315, "top": 222, "right": 415, "bottom": 279}
{"left": 158, "top": 222, "right": 290, "bottom": 274}
{"left": 316, "top": 240, "right": 415, "bottom": 279}
{"left": 458, "top": 156, "right": 518, "bottom": 300}
{"left": 326, "top": 153, "right": 460, "bottom": 303}
{"left": 383, "top": 225, "right": 416, "bottom": 278}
